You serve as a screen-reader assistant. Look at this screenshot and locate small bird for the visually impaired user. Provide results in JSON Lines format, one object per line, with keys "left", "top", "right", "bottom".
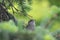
{"left": 26, "top": 19, "right": 35, "bottom": 31}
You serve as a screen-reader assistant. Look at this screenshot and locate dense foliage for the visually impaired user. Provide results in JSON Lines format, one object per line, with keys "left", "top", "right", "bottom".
{"left": 0, "top": 0, "right": 60, "bottom": 40}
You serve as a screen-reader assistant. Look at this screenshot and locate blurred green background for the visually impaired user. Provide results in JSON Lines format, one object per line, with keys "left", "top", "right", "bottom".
{"left": 0, "top": 0, "right": 60, "bottom": 40}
